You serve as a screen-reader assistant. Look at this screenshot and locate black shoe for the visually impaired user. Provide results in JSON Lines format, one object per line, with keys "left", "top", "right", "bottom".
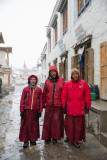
{"left": 73, "top": 142, "right": 80, "bottom": 148}
{"left": 64, "top": 137, "right": 69, "bottom": 142}
{"left": 53, "top": 139, "right": 57, "bottom": 144}
{"left": 45, "top": 139, "right": 51, "bottom": 144}
{"left": 30, "top": 141, "right": 36, "bottom": 145}
{"left": 23, "top": 142, "right": 29, "bottom": 148}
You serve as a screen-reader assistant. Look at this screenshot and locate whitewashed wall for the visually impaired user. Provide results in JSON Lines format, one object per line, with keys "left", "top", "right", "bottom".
{"left": 46, "top": 0, "right": 107, "bottom": 88}
{"left": 0, "top": 50, "right": 7, "bottom": 67}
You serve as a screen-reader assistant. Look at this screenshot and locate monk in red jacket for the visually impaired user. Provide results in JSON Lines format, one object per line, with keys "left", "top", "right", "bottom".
{"left": 61, "top": 68, "right": 92, "bottom": 148}
{"left": 42, "top": 65, "right": 65, "bottom": 144}
{"left": 19, "top": 75, "right": 43, "bottom": 148}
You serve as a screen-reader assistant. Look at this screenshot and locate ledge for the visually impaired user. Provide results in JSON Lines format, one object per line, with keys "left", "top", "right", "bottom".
{"left": 90, "top": 99, "right": 107, "bottom": 113}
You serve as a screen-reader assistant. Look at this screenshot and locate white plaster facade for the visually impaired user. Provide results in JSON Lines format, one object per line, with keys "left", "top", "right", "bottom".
{"left": 45, "top": 0, "right": 107, "bottom": 89}
{"left": 0, "top": 73, "right": 12, "bottom": 86}
{"left": 41, "top": 43, "right": 48, "bottom": 83}
{"left": 0, "top": 50, "right": 7, "bottom": 67}
{"left": 0, "top": 45, "right": 12, "bottom": 86}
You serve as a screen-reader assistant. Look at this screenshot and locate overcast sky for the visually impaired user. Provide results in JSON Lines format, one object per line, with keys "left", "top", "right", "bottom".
{"left": 0, "top": 0, "right": 57, "bottom": 69}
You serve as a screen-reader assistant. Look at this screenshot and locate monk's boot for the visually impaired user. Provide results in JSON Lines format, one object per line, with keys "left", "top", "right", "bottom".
{"left": 53, "top": 139, "right": 57, "bottom": 144}
{"left": 45, "top": 139, "right": 51, "bottom": 144}
{"left": 30, "top": 141, "right": 36, "bottom": 145}
{"left": 73, "top": 142, "right": 80, "bottom": 148}
{"left": 64, "top": 137, "right": 69, "bottom": 143}
{"left": 23, "top": 142, "right": 29, "bottom": 148}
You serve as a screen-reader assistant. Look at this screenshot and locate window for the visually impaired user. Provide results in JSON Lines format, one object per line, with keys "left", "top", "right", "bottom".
{"left": 53, "top": 58, "right": 57, "bottom": 66}
{"left": 50, "top": 37, "right": 51, "bottom": 52}
{"left": 58, "top": 0, "right": 68, "bottom": 35}
{"left": 78, "top": 0, "right": 91, "bottom": 16}
{"left": 55, "top": 25, "right": 57, "bottom": 45}
{"left": 63, "top": 5, "right": 68, "bottom": 35}
{"left": 48, "top": 32, "right": 51, "bottom": 52}
{"left": 52, "top": 18, "right": 57, "bottom": 46}
{"left": 48, "top": 63, "right": 51, "bottom": 68}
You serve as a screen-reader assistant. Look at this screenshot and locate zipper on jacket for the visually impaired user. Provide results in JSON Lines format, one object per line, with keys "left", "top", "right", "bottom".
{"left": 52, "top": 83, "right": 56, "bottom": 107}
{"left": 25, "top": 93, "right": 28, "bottom": 103}
{"left": 31, "top": 88, "right": 35, "bottom": 110}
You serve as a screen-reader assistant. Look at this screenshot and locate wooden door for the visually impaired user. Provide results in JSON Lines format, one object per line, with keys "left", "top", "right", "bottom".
{"left": 59, "top": 62, "right": 63, "bottom": 78}
{"left": 100, "top": 42, "right": 107, "bottom": 100}
{"left": 71, "top": 56, "right": 79, "bottom": 69}
{"left": 65, "top": 58, "right": 68, "bottom": 81}
{"left": 84, "top": 48, "right": 94, "bottom": 84}
{"left": 87, "top": 48, "right": 94, "bottom": 84}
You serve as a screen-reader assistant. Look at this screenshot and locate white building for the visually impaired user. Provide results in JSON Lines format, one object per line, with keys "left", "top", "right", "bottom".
{"left": 36, "top": 57, "right": 42, "bottom": 85}
{"left": 43, "top": 0, "right": 107, "bottom": 100}
{"left": 0, "top": 33, "right": 13, "bottom": 86}
{"left": 41, "top": 0, "right": 107, "bottom": 147}
{"left": 0, "top": 33, "right": 4, "bottom": 75}
{"left": 41, "top": 43, "right": 47, "bottom": 83}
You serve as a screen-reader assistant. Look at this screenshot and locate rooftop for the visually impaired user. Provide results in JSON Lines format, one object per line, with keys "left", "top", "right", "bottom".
{"left": 0, "top": 47, "right": 12, "bottom": 53}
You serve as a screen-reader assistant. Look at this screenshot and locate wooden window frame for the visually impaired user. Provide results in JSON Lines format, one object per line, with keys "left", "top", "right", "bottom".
{"left": 50, "top": 37, "right": 51, "bottom": 52}
{"left": 78, "top": 0, "right": 91, "bottom": 17}
{"left": 55, "top": 25, "right": 57, "bottom": 46}
{"left": 48, "top": 31, "right": 51, "bottom": 53}
{"left": 63, "top": 5, "right": 68, "bottom": 35}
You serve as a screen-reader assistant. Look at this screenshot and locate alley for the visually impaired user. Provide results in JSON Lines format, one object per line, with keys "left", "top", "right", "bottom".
{"left": 0, "top": 85, "right": 107, "bottom": 160}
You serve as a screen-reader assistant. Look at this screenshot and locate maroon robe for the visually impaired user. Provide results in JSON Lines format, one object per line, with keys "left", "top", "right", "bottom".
{"left": 19, "top": 110, "right": 40, "bottom": 142}
{"left": 64, "top": 115, "right": 86, "bottom": 143}
{"left": 42, "top": 106, "right": 64, "bottom": 140}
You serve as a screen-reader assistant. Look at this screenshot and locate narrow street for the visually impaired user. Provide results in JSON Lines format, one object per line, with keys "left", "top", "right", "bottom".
{"left": 0, "top": 85, "right": 107, "bottom": 160}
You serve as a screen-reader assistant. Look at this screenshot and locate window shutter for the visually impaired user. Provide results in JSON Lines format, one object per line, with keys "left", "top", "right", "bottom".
{"left": 59, "top": 62, "right": 63, "bottom": 77}
{"left": 63, "top": 6, "right": 68, "bottom": 34}
{"left": 87, "top": 48, "right": 94, "bottom": 85}
{"left": 65, "top": 59, "right": 68, "bottom": 81}
{"left": 55, "top": 26, "right": 57, "bottom": 44}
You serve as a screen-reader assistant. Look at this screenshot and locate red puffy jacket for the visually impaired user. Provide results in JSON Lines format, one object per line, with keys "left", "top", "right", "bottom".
{"left": 20, "top": 75, "right": 43, "bottom": 113}
{"left": 43, "top": 66, "right": 65, "bottom": 107}
{"left": 61, "top": 79, "right": 91, "bottom": 116}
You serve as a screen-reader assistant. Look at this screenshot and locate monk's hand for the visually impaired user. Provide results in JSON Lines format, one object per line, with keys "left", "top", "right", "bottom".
{"left": 62, "top": 102, "right": 67, "bottom": 114}
{"left": 62, "top": 108, "right": 67, "bottom": 114}
{"left": 38, "top": 112, "right": 42, "bottom": 118}
{"left": 20, "top": 112, "right": 25, "bottom": 118}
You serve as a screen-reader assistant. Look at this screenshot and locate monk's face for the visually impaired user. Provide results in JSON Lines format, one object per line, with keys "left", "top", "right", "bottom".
{"left": 50, "top": 70, "right": 57, "bottom": 79}
{"left": 30, "top": 78, "right": 37, "bottom": 86}
{"left": 72, "top": 72, "right": 79, "bottom": 81}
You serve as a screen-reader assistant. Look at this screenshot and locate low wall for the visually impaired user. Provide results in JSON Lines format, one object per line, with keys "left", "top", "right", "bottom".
{"left": 85, "top": 100, "right": 107, "bottom": 147}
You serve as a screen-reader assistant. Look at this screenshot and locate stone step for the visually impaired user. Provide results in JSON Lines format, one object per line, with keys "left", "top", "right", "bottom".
{"left": 100, "top": 132, "right": 107, "bottom": 148}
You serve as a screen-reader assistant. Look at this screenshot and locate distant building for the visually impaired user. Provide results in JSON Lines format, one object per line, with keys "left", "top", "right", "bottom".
{"left": 12, "top": 61, "right": 37, "bottom": 82}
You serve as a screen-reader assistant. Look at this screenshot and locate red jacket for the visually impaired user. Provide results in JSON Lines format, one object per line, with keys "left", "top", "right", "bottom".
{"left": 43, "top": 66, "right": 65, "bottom": 107}
{"left": 61, "top": 79, "right": 92, "bottom": 116}
{"left": 20, "top": 75, "right": 43, "bottom": 113}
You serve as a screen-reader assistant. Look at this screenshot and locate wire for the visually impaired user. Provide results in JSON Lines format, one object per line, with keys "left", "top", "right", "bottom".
{"left": 93, "top": 29, "right": 107, "bottom": 39}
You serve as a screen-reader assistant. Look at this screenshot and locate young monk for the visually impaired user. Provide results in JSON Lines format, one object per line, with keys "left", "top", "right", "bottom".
{"left": 19, "top": 75, "right": 42, "bottom": 148}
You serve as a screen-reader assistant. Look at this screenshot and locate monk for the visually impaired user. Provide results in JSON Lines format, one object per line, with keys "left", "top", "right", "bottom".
{"left": 42, "top": 65, "right": 64, "bottom": 144}
{"left": 19, "top": 75, "right": 43, "bottom": 148}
